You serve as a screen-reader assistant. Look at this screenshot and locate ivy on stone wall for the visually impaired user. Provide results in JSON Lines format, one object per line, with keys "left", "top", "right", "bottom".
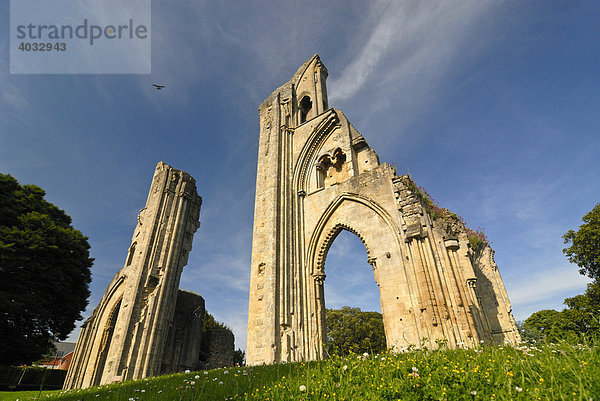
{"left": 199, "top": 311, "right": 233, "bottom": 367}
{"left": 403, "top": 176, "right": 488, "bottom": 254}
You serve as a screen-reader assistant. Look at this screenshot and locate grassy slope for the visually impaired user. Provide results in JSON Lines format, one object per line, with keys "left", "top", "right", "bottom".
{"left": 1, "top": 342, "right": 598, "bottom": 401}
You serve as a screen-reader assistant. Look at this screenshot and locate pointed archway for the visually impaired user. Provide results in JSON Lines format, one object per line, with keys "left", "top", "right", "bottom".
{"left": 322, "top": 229, "right": 385, "bottom": 355}
{"left": 323, "top": 230, "right": 379, "bottom": 312}
{"left": 304, "top": 194, "right": 417, "bottom": 358}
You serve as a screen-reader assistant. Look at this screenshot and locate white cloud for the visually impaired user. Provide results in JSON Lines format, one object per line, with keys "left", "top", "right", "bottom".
{"left": 509, "top": 267, "right": 590, "bottom": 308}
{"left": 329, "top": 0, "right": 491, "bottom": 105}
{"left": 327, "top": 0, "right": 402, "bottom": 101}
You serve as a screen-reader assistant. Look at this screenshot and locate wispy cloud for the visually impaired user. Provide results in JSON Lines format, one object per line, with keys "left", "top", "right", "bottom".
{"left": 327, "top": 0, "right": 404, "bottom": 101}
{"left": 0, "top": 42, "right": 31, "bottom": 125}
{"left": 182, "top": 251, "right": 251, "bottom": 293}
{"left": 509, "top": 267, "right": 590, "bottom": 308}
{"left": 328, "top": 0, "right": 493, "bottom": 139}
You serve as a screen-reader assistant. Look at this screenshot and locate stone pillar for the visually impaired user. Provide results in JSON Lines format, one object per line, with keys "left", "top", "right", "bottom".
{"left": 64, "top": 162, "right": 202, "bottom": 389}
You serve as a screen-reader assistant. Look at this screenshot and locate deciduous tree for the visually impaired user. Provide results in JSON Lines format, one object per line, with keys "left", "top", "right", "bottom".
{"left": 325, "top": 306, "right": 386, "bottom": 356}
{"left": 0, "top": 174, "right": 93, "bottom": 365}
{"left": 563, "top": 203, "right": 600, "bottom": 281}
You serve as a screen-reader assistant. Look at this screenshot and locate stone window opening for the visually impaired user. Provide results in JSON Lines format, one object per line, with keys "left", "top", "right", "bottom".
{"left": 126, "top": 242, "right": 136, "bottom": 266}
{"left": 316, "top": 148, "right": 348, "bottom": 189}
{"left": 299, "top": 96, "right": 312, "bottom": 123}
{"left": 316, "top": 163, "right": 326, "bottom": 189}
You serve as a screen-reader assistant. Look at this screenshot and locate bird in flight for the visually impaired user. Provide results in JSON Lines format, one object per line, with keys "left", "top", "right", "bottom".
{"left": 152, "top": 84, "right": 165, "bottom": 90}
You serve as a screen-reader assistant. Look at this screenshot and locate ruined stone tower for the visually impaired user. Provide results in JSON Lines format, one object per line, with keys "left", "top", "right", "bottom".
{"left": 64, "top": 162, "right": 203, "bottom": 389}
{"left": 246, "top": 55, "right": 520, "bottom": 365}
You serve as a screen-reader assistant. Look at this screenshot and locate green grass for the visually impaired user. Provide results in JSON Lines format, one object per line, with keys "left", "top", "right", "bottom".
{"left": 1, "top": 342, "right": 598, "bottom": 400}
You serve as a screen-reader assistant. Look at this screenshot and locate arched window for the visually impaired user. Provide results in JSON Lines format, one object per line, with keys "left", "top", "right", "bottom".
{"left": 126, "top": 242, "right": 136, "bottom": 266}
{"left": 93, "top": 299, "right": 122, "bottom": 385}
{"left": 316, "top": 149, "right": 348, "bottom": 189}
{"left": 299, "top": 96, "right": 312, "bottom": 123}
{"left": 316, "top": 155, "right": 330, "bottom": 189}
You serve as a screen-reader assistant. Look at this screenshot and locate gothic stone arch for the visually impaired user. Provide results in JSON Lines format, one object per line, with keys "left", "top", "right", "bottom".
{"left": 246, "top": 55, "right": 520, "bottom": 365}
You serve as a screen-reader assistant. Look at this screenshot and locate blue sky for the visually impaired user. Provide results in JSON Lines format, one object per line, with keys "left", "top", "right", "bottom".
{"left": 1, "top": 1, "right": 599, "bottom": 350}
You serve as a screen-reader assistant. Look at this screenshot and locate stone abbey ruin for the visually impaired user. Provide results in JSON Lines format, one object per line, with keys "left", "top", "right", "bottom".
{"left": 66, "top": 55, "right": 520, "bottom": 386}
{"left": 246, "top": 55, "right": 520, "bottom": 365}
{"left": 64, "top": 163, "right": 233, "bottom": 389}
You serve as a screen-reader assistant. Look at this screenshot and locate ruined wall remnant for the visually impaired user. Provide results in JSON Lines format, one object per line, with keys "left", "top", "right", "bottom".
{"left": 161, "top": 290, "right": 205, "bottom": 374}
{"left": 204, "top": 329, "right": 235, "bottom": 369}
{"left": 64, "top": 162, "right": 203, "bottom": 389}
{"left": 246, "top": 55, "right": 520, "bottom": 365}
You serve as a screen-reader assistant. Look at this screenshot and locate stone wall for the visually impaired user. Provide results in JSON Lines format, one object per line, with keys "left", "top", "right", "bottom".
{"left": 161, "top": 290, "right": 205, "bottom": 373}
{"left": 204, "top": 329, "right": 234, "bottom": 369}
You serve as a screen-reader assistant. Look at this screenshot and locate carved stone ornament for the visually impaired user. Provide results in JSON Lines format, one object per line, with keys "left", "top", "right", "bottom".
{"left": 313, "top": 272, "right": 326, "bottom": 285}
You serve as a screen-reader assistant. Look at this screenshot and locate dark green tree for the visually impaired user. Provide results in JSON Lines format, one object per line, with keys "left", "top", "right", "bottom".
{"left": 233, "top": 348, "right": 245, "bottom": 366}
{"left": 563, "top": 203, "right": 600, "bottom": 281}
{"left": 325, "top": 306, "right": 386, "bottom": 356}
{"left": 562, "top": 281, "right": 600, "bottom": 336}
{"left": 522, "top": 309, "right": 568, "bottom": 343}
{"left": 0, "top": 174, "right": 93, "bottom": 365}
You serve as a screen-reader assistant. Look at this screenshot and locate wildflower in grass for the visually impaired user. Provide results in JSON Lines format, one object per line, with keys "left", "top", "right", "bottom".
{"left": 362, "top": 352, "right": 369, "bottom": 360}
{"left": 190, "top": 381, "right": 195, "bottom": 385}
{"left": 185, "top": 369, "right": 190, "bottom": 373}
{"left": 412, "top": 366, "right": 418, "bottom": 373}
{"left": 299, "top": 385, "right": 307, "bottom": 392}
{"left": 204, "top": 371, "right": 208, "bottom": 375}
{"left": 342, "top": 365, "right": 348, "bottom": 371}
{"left": 195, "top": 374, "right": 199, "bottom": 379}
{"left": 224, "top": 370, "right": 229, "bottom": 374}
{"left": 516, "top": 387, "right": 522, "bottom": 393}
{"left": 471, "top": 390, "right": 476, "bottom": 395}
{"left": 219, "top": 381, "right": 223, "bottom": 385}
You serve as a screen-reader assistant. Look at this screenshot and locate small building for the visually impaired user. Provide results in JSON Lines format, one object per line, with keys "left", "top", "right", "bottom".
{"left": 35, "top": 342, "right": 76, "bottom": 370}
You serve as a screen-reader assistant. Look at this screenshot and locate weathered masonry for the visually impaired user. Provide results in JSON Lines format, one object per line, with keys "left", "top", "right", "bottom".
{"left": 64, "top": 162, "right": 203, "bottom": 389}
{"left": 246, "top": 55, "right": 521, "bottom": 365}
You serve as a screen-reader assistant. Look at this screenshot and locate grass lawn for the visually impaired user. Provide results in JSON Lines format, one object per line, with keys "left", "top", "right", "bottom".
{"left": 1, "top": 341, "right": 597, "bottom": 400}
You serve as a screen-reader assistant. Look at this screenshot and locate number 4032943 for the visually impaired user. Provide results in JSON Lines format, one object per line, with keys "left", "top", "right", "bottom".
{"left": 18, "top": 42, "right": 67, "bottom": 51}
